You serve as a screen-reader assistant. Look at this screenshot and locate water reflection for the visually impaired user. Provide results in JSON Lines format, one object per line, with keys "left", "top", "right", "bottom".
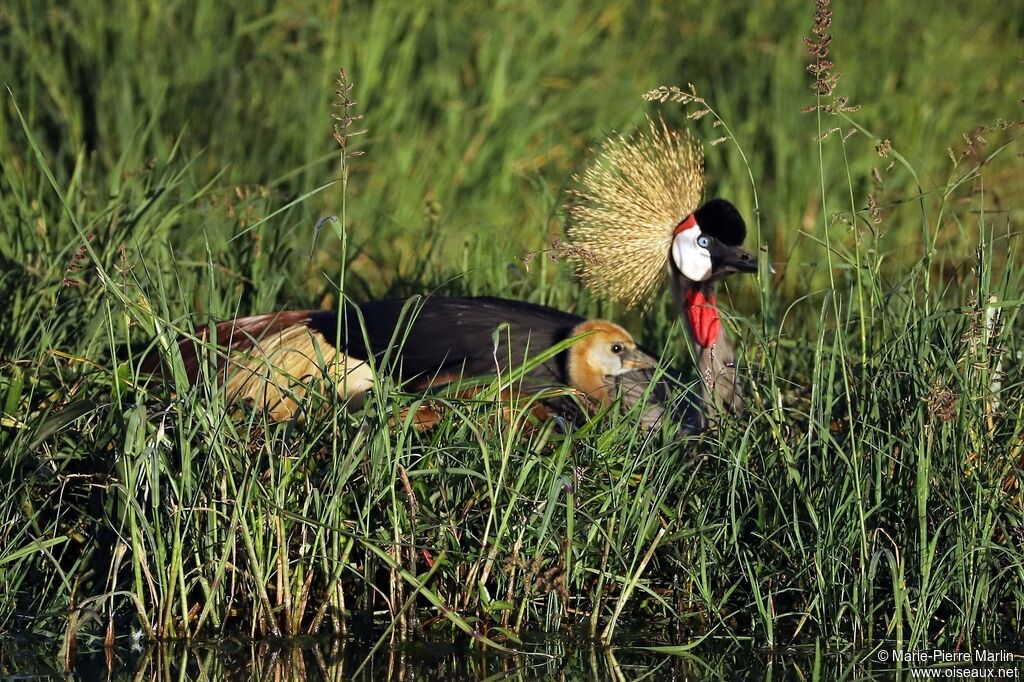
{"left": 4, "top": 637, "right": 1022, "bottom": 680}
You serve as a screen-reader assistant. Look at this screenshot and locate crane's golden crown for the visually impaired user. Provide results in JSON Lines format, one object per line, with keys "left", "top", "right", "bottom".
{"left": 567, "top": 117, "right": 704, "bottom": 308}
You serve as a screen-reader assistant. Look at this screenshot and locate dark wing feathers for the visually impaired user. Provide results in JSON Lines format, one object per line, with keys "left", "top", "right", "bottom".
{"left": 169, "top": 297, "right": 586, "bottom": 388}
{"left": 336, "top": 296, "right": 584, "bottom": 387}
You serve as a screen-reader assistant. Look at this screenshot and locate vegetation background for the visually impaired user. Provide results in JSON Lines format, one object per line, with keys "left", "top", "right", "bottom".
{"left": 1, "top": 0, "right": 1024, "bottom": 671}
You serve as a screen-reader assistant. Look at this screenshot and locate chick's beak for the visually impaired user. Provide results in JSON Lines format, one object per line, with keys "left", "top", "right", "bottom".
{"left": 619, "top": 347, "right": 657, "bottom": 372}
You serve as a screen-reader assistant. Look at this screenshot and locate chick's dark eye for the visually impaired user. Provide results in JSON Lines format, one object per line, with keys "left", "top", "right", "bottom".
{"left": 611, "top": 343, "right": 623, "bottom": 354}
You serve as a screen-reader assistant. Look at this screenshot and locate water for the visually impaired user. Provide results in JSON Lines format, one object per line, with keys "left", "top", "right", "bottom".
{"left": 3, "top": 637, "right": 1022, "bottom": 680}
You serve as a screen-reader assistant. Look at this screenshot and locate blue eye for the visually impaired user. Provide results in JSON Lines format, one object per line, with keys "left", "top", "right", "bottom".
{"left": 697, "top": 235, "right": 710, "bottom": 248}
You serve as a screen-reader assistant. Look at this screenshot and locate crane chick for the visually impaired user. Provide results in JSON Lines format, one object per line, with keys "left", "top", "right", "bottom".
{"left": 565, "top": 319, "right": 655, "bottom": 407}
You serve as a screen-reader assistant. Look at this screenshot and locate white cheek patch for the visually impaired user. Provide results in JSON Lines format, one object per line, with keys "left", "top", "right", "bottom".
{"left": 671, "top": 227, "right": 713, "bottom": 282}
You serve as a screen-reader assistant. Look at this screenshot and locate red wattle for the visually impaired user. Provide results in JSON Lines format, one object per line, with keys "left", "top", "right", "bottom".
{"left": 686, "top": 289, "right": 720, "bottom": 348}
{"left": 674, "top": 213, "right": 698, "bottom": 235}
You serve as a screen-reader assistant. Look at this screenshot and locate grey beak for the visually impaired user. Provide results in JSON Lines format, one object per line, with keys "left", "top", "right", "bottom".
{"left": 620, "top": 347, "right": 657, "bottom": 372}
{"left": 720, "top": 245, "right": 758, "bottom": 275}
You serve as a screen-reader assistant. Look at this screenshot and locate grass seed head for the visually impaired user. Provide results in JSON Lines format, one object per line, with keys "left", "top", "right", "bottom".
{"left": 567, "top": 117, "right": 704, "bottom": 308}
{"left": 331, "top": 68, "right": 367, "bottom": 182}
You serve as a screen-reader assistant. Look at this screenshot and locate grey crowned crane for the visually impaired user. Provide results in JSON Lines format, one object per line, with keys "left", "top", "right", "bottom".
{"left": 567, "top": 118, "right": 762, "bottom": 425}
{"left": 158, "top": 296, "right": 662, "bottom": 425}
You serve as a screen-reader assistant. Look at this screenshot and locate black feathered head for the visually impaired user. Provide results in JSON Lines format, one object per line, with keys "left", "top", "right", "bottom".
{"left": 671, "top": 198, "right": 756, "bottom": 283}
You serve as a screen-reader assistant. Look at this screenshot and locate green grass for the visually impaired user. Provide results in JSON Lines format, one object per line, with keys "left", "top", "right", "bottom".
{"left": 1, "top": 0, "right": 1024, "bottom": 660}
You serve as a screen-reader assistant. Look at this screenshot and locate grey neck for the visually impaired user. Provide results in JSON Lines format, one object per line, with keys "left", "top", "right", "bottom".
{"left": 669, "top": 271, "right": 744, "bottom": 424}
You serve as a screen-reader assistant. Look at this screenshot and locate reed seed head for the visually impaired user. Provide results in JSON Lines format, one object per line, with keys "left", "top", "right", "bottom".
{"left": 567, "top": 117, "right": 704, "bottom": 308}
{"left": 331, "top": 68, "right": 367, "bottom": 182}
